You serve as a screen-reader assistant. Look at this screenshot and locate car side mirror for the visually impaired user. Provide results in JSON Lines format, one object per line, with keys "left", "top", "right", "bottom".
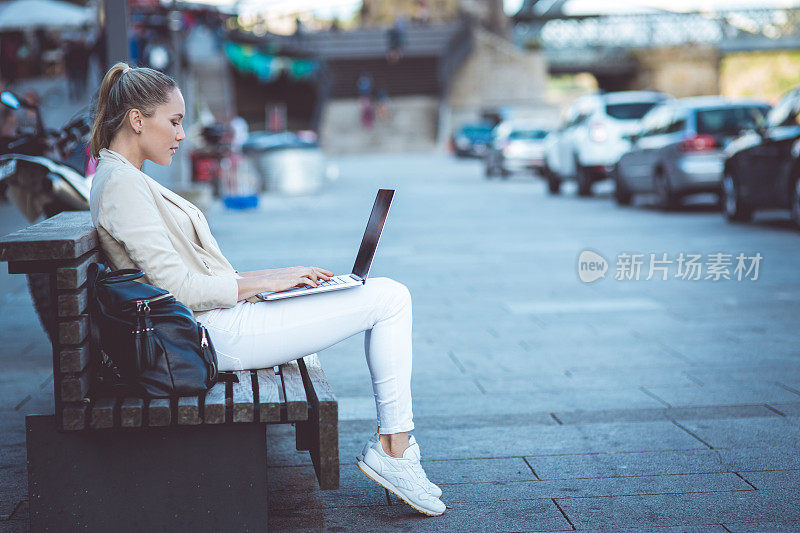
{"left": 0, "top": 91, "right": 20, "bottom": 110}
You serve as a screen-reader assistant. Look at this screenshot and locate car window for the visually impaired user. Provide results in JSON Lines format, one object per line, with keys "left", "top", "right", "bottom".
{"left": 766, "top": 92, "right": 800, "bottom": 128}
{"left": 695, "top": 106, "right": 771, "bottom": 135}
{"left": 509, "top": 129, "right": 548, "bottom": 140}
{"left": 665, "top": 111, "right": 688, "bottom": 134}
{"left": 640, "top": 106, "right": 671, "bottom": 136}
{"left": 461, "top": 125, "right": 493, "bottom": 136}
{"left": 605, "top": 102, "right": 660, "bottom": 120}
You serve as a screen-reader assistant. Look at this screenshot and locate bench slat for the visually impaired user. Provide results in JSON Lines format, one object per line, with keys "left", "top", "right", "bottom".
{"left": 203, "top": 381, "right": 226, "bottom": 424}
{"left": 120, "top": 397, "right": 144, "bottom": 427}
{"left": 297, "top": 354, "right": 340, "bottom": 490}
{"left": 299, "top": 354, "right": 337, "bottom": 404}
{"left": 177, "top": 396, "right": 201, "bottom": 425}
{"left": 0, "top": 211, "right": 97, "bottom": 262}
{"left": 255, "top": 369, "right": 281, "bottom": 422}
{"left": 60, "top": 370, "right": 90, "bottom": 402}
{"left": 59, "top": 342, "right": 90, "bottom": 373}
{"left": 58, "top": 316, "right": 88, "bottom": 346}
{"left": 56, "top": 250, "right": 101, "bottom": 289}
{"left": 62, "top": 403, "right": 88, "bottom": 431}
{"left": 147, "top": 398, "right": 171, "bottom": 426}
{"left": 89, "top": 397, "right": 116, "bottom": 429}
{"left": 231, "top": 371, "right": 255, "bottom": 423}
{"left": 280, "top": 360, "right": 308, "bottom": 421}
{"left": 57, "top": 289, "right": 88, "bottom": 318}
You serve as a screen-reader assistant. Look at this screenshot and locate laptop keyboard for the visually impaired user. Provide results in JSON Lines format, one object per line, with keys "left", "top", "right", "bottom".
{"left": 315, "top": 275, "right": 352, "bottom": 287}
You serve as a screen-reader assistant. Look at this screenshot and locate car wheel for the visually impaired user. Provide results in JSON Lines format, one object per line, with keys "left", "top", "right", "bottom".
{"left": 547, "top": 174, "right": 561, "bottom": 194}
{"left": 576, "top": 162, "right": 592, "bottom": 197}
{"left": 654, "top": 171, "right": 678, "bottom": 211}
{"left": 543, "top": 165, "right": 561, "bottom": 194}
{"left": 614, "top": 171, "right": 633, "bottom": 206}
{"left": 791, "top": 176, "right": 800, "bottom": 228}
{"left": 721, "top": 172, "right": 753, "bottom": 222}
{"left": 485, "top": 155, "right": 498, "bottom": 179}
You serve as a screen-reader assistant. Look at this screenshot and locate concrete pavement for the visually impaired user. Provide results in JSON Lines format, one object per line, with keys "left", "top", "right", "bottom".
{"left": 1, "top": 152, "right": 799, "bottom": 531}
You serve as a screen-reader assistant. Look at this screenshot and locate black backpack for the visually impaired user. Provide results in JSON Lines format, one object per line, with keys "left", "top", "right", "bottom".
{"left": 87, "top": 263, "right": 220, "bottom": 398}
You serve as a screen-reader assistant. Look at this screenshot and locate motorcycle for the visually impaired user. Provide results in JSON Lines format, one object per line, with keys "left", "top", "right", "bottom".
{"left": 0, "top": 90, "right": 94, "bottom": 341}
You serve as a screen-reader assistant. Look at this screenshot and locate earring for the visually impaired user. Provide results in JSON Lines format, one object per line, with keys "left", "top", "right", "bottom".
{"left": 137, "top": 130, "right": 141, "bottom": 134}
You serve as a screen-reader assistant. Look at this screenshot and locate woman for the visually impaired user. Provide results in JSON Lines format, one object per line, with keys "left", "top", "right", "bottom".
{"left": 88, "top": 63, "right": 445, "bottom": 517}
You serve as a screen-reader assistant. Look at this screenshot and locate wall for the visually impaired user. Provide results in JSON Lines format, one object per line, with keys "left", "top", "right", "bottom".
{"left": 319, "top": 96, "right": 440, "bottom": 154}
{"left": 631, "top": 45, "right": 721, "bottom": 97}
{"left": 445, "top": 27, "right": 553, "bottom": 140}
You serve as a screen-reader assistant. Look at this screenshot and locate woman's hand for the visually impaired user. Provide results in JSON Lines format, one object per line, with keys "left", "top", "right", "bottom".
{"left": 263, "top": 266, "right": 334, "bottom": 292}
{"left": 236, "top": 266, "right": 334, "bottom": 301}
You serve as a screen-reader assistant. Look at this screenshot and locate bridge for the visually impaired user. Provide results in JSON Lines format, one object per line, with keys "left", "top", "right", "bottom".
{"left": 512, "top": 0, "right": 800, "bottom": 89}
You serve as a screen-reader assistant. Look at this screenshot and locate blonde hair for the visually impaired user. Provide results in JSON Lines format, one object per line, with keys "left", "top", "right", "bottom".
{"left": 90, "top": 62, "right": 178, "bottom": 158}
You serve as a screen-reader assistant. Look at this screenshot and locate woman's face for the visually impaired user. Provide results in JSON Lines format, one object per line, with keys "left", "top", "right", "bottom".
{"left": 140, "top": 87, "right": 186, "bottom": 166}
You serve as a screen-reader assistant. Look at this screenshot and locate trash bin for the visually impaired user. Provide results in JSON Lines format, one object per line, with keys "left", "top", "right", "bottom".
{"left": 221, "top": 152, "right": 259, "bottom": 210}
{"left": 242, "top": 131, "right": 326, "bottom": 195}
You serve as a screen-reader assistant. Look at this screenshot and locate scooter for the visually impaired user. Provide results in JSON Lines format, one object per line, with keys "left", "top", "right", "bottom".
{"left": 0, "top": 90, "right": 94, "bottom": 340}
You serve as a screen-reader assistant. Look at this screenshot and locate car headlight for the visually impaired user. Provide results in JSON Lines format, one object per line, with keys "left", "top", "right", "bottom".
{"left": 589, "top": 121, "right": 608, "bottom": 143}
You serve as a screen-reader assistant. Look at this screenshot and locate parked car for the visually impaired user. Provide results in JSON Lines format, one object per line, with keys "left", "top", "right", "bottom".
{"left": 722, "top": 87, "right": 800, "bottom": 225}
{"left": 544, "top": 91, "right": 670, "bottom": 196}
{"left": 614, "top": 97, "right": 770, "bottom": 209}
{"left": 484, "top": 121, "right": 549, "bottom": 179}
{"left": 451, "top": 121, "right": 495, "bottom": 158}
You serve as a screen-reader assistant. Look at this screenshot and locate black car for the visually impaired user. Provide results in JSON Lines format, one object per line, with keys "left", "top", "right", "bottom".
{"left": 451, "top": 122, "right": 494, "bottom": 158}
{"left": 722, "top": 87, "right": 800, "bottom": 225}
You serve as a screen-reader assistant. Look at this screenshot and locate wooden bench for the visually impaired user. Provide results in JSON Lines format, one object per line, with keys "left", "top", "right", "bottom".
{"left": 0, "top": 211, "right": 339, "bottom": 531}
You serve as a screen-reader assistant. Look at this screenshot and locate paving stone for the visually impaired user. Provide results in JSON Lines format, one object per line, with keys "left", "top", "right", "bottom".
{"left": 641, "top": 383, "right": 800, "bottom": 407}
{"left": 418, "top": 457, "right": 537, "bottom": 484}
{"left": 528, "top": 449, "right": 731, "bottom": 479}
{"left": 555, "top": 489, "right": 800, "bottom": 530}
{"left": 577, "top": 525, "right": 728, "bottom": 533}
{"left": 410, "top": 390, "right": 666, "bottom": 417}
{"left": 678, "top": 417, "right": 800, "bottom": 449}
{"left": 268, "top": 497, "right": 572, "bottom": 533}
{"left": 338, "top": 421, "right": 704, "bottom": 462}
{"left": 552, "top": 404, "right": 780, "bottom": 425}
{"left": 715, "top": 446, "right": 800, "bottom": 472}
{"left": 723, "top": 519, "right": 800, "bottom": 532}
{"left": 735, "top": 470, "right": 800, "bottom": 491}
{"left": 444, "top": 472, "right": 749, "bottom": 502}
{"left": 768, "top": 402, "right": 800, "bottom": 417}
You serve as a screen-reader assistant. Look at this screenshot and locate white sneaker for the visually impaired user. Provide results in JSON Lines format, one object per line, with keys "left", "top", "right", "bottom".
{"left": 357, "top": 440, "right": 446, "bottom": 516}
{"left": 356, "top": 433, "right": 443, "bottom": 497}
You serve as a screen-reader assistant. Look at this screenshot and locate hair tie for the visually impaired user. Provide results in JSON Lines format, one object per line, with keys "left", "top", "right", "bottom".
{"left": 123, "top": 66, "right": 131, "bottom": 74}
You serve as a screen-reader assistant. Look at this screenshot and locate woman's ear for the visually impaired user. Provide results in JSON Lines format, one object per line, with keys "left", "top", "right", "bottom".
{"left": 127, "top": 109, "right": 144, "bottom": 134}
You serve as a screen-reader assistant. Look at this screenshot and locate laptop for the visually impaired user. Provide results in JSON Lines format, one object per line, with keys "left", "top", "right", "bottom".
{"left": 257, "top": 189, "right": 394, "bottom": 301}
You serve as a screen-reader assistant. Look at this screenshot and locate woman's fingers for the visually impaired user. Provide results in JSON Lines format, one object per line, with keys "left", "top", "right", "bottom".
{"left": 312, "top": 267, "right": 334, "bottom": 279}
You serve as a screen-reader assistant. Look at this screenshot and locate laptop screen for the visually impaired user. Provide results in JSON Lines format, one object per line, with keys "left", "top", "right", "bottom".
{"left": 352, "top": 189, "right": 394, "bottom": 279}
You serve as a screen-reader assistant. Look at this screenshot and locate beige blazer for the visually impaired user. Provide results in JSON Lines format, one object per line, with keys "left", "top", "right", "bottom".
{"left": 89, "top": 148, "right": 239, "bottom": 315}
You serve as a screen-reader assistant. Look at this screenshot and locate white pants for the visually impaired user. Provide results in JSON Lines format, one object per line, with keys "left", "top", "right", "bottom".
{"left": 197, "top": 277, "right": 414, "bottom": 435}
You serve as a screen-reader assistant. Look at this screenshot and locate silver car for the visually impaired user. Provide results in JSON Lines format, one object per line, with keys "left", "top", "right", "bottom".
{"left": 485, "top": 121, "right": 549, "bottom": 179}
{"left": 614, "top": 97, "right": 770, "bottom": 209}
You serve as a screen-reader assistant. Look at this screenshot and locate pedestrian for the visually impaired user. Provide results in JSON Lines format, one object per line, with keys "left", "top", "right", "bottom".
{"left": 375, "top": 88, "right": 390, "bottom": 122}
{"left": 0, "top": 33, "right": 21, "bottom": 85}
{"left": 357, "top": 73, "right": 375, "bottom": 130}
{"left": 0, "top": 106, "right": 19, "bottom": 152}
{"left": 64, "top": 36, "right": 89, "bottom": 102}
{"left": 386, "top": 15, "right": 406, "bottom": 63}
{"left": 87, "top": 63, "right": 447, "bottom": 517}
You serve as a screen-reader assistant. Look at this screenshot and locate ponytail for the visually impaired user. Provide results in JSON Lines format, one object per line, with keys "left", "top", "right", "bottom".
{"left": 90, "top": 62, "right": 178, "bottom": 158}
